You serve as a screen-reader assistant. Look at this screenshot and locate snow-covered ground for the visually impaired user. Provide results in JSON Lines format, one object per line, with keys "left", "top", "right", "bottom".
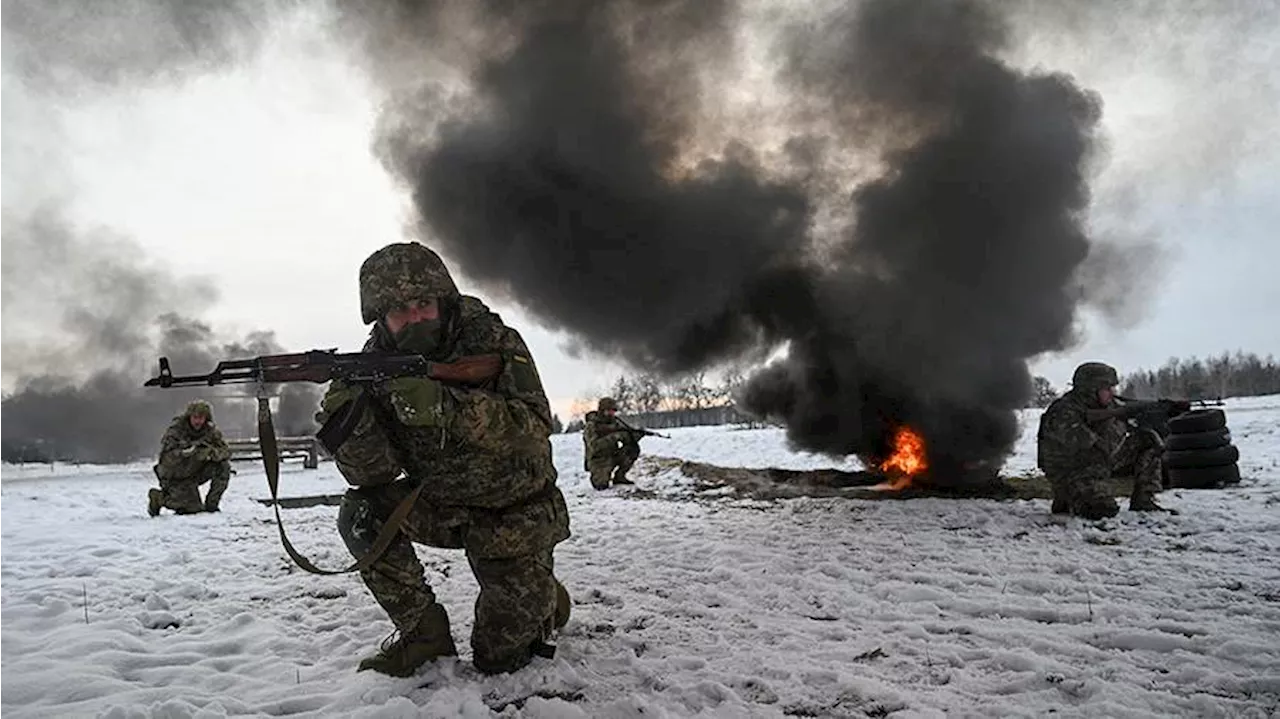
{"left": 3, "top": 397, "right": 1279, "bottom": 718}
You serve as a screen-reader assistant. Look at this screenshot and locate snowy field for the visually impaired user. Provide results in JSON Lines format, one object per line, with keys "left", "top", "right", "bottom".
{"left": 3, "top": 396, "right": 1279, "bottom": 718}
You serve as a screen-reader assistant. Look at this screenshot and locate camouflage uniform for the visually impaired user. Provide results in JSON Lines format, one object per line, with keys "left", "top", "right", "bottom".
{"left": 319, "top": 243, "right": 571, "bottom": 677}
{"left": 582, "top": 398, "right": 639, "bottom": 490}
{"left": 149, "top": 400, "right": 232, "bottom": 515}
{"left": 1037, "top": 363, "right": 1165, "bottom": 519}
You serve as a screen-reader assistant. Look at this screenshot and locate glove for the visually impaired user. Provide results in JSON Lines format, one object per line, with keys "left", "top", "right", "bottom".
{"left": 384, "top": 377, "right": 447, "bottom": 427}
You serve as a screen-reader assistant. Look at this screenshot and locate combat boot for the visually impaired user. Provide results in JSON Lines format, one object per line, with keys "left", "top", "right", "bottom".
{"left": 148, "top": 489, "right": 163, "bottom": 517}
{"left": 1130, "top": 496, "right": 1179, "bottom": 515}
{"left": 611, "top": 469, "right": 634, "bottom": 486}
{"left": 554, "top": 579, "right": 571, "bottom": 630}
{"left": 358, "top": 603, "right": 457, "bottom": 677}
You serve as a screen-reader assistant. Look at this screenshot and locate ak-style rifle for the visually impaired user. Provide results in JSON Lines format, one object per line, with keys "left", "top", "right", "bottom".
{"left": 144, "top": 349, "right": 503, "bottom": 576}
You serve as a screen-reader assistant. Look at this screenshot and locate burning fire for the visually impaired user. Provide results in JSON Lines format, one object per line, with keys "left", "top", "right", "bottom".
{"left": 873, "top": 425, "right": 928, "bottom": 491}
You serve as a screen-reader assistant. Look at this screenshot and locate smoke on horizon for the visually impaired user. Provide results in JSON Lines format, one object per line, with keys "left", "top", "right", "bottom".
{"left": 1, "top": 0, "right": 318, "bottom": 464}
{"left": 1, "top": 212, "right": 318, "bottom": 464}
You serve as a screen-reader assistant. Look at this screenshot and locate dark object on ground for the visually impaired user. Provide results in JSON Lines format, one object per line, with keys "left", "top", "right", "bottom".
{"left": 641, "top": 457, "right": 1131, "bottom": 501}
{"left": 256, "top": 494, "right": 345, "bottom": 509}
{"left": 1167, "top": 464, "right": 1241, "bottom": 489}
{"left": 1168, "top": 409, "right": 1227, "bottom": 434}
{"left": 1163, "top": 408, "right": 1240, "bottom": 489}
{"left": 1165, "top": 428, "right": 1231, "bottom": 451}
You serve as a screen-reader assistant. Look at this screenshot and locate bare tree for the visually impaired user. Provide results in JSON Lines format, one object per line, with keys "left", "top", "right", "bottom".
{"left": 1120, "top": 351, "right": 1280, "bottom": 399}
{"left": 717, "top": 366, "right": 747, "bottom": 407}
{"left": 674, "top": 371, "right": 717, "bottom": 409}
{"left": 632, "top": 374, "right": 664, "bottom": 412}
{"left": 1029, "top": 376, "right": 1057, "bottom": 408}
{"left": 608, "top": 375, "right": 636, "bottom": 412}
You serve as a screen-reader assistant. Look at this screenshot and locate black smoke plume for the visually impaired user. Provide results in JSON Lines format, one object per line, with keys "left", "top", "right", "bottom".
{"left": 737, "top": 0, "right": 1103, "bottom": 473}
{"left": 373, "top": 1, "right": 812, "bottom": 370}
{"left": 366, "top": 0, "right": 1105, "bottom": 477}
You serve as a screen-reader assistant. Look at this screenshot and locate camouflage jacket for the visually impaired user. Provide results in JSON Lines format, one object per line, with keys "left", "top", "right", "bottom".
{"left": 582, "top": 411, "right": 633, "bottom": 463}
{"left": 155, "top": 416, "right": 231, "bottom": 481}
{"left": 319, "top": 296, "right": 563, "bottom": 512}
{"left": 1036, "top": 388, "right": 1128, "bottom": 475}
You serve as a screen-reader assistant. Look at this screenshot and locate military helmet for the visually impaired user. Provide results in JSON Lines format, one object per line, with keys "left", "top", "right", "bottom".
{"left": 597, "top": 397, "right": 618, "bottom": 412}
{"left": 1071, "top": 362, "right": 1119, "bottom": 391}
{"left": 185, "top": 399, "right": 213, "bottom": 420}
{"left": 359, "top": 243, "right": 460, "bottom": 325}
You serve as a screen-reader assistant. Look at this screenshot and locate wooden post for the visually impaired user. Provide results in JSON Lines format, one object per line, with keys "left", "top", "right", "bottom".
{"left": 305, "top": 438, "right": 319, "bottom": 470}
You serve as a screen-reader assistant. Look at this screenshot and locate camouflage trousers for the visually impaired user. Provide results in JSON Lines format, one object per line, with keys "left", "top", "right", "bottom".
{"left": 1047, "top": 433, "right": 1163, "bottom": 520}
{"left": 156, "top": 461, "right": 231, "bottom": 513}
{"left": 588, "top": 440, "right": 639, "bottom": 490}
{"left": 338, "top": 481, "right": 565, "bottom": 675}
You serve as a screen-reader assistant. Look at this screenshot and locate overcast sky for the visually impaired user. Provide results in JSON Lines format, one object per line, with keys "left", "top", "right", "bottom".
{"left": 3, "top": 1, "right": 1277, "bottom": 419}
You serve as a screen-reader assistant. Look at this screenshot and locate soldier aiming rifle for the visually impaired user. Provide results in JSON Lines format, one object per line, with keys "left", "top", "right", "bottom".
{"left": 145, "top": 242, "right": 572, "bottom": 678}
{"left": 1038, "top": 362, "right": 1211, "bottom": 519}
{"left": 582, "top": 397, "right": 667, "bottom": 490}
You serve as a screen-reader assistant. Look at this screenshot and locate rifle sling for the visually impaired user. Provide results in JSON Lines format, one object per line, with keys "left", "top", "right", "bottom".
{"left": 257, "top": 396, "right": 421, "bottom": 576}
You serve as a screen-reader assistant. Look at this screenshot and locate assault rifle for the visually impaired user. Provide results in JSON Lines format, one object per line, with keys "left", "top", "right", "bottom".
{"left": 143, "top": 349, "right": 503, "bottom": 576}
{"left": 1085, "top": 396, "right": 1221, "bottom": 434}
{"left": 616, "top": 417, "right": 670, "bottom": 440}
{"left": 144, "top": 350, "right": 501, "bottom": 389}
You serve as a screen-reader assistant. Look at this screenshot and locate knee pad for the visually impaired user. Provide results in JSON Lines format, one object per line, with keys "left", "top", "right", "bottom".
{"left": 337, "top": 492, "right": 382, "bottom": 559}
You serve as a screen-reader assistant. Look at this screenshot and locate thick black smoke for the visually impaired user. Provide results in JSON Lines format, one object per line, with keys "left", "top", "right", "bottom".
{"left": 1, "top": 211, "right": 318, "bottom": 464}
{"left": 373, "top": 0, "right": 812, "bottom": 371}
{"left": 365, "top": 0, "right": 1104, "bottom": 476}
{"left": 734, "top": 0, "right": 1102, "bottom": 473}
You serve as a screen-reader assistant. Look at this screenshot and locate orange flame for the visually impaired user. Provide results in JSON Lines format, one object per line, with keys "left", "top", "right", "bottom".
{"left": 872, "top": 426, "right": 928, "bottom": 491}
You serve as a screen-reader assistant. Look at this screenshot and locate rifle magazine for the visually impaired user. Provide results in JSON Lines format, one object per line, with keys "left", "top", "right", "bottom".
{"left": 316, "top": 391, "right": 370, "bottom": 455}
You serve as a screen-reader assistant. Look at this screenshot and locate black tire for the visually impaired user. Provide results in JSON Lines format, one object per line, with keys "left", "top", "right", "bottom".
{"left": 1163, "top": 444, "right": 1240, "bottom": 469}
{"left": 1165, "top": 428, "right": 1231, "bottom": 451}
{"left": 1168, "top": 409, "right": 1226, "bottom": 434}
{"left": 1168, "top": 463, "right": 1240, "bottom": 489}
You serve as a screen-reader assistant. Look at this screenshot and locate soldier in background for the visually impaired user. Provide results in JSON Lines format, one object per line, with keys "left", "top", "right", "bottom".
{"left": 318, "top": 242, "right": 571, "bottom": 677}
{"left": 1037, "top": 362, "right": 1173, "bottom": 519}
{"left": 582, "top": 397, "right": 640, "bottom": 490}
{"left": 149, "top": 399, "right": 232, "bottom": 516}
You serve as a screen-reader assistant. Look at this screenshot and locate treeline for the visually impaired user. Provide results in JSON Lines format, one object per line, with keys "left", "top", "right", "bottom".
{"left": 1120, "top": 352, "right": 1280, "bottom": 400}
{"left": 597, "top": 371, "right": 745, "bottom": 413}
{"left": 1027, "top": 351, "right": 1280, "bottom": 409}
{"left": 565, "top": 371, "right": 745, "bottom": 432}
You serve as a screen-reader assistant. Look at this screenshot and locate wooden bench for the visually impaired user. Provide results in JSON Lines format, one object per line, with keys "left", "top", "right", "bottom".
{"left": 227, "top": 436, "right": 321, "bottom": 470}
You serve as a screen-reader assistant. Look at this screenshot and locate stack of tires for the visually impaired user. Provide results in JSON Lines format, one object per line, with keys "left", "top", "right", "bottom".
{"left": 1163, "top": 409, "right": 1242, "bottom": 488}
